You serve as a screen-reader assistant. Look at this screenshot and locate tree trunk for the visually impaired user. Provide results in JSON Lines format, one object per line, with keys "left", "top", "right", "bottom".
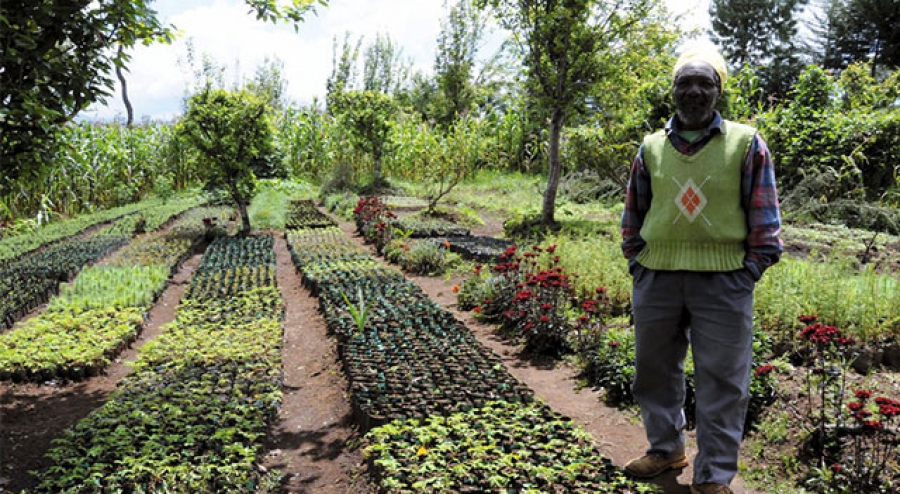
{"left": 230, "top": 181, "right": 252, "bottom": 235}
{"left": 541, "top": 107, "right": 565, "bottom": 226}
{"left": 238, "top": 201, "right": 251, "bottom": 235}
{"left": 373, "top": 149, "right": 383, "bottom": 185}
{"left": 115, "top": 44, "right": 134, "bottom": 127}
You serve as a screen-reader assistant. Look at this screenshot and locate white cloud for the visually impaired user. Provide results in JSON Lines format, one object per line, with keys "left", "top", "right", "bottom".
{"left": 84, "top": 0, "right": 451, "bottom": 121}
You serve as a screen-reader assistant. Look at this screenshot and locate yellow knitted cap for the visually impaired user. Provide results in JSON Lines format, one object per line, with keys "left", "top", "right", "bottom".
{"left": 673, "top": 45, "right": 727, "bottom": 92}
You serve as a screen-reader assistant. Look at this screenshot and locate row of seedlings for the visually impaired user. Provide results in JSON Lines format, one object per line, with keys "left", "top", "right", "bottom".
{"left": 0, "top": 197, "right": 173, "bottom": 264}
{"left": 285, "top": 199, "right": 337, "bottom": 230}
{"left": 0, "top": 197, "right": 203, "bottom": 330}
{"left": 29, "top": 234, "right": 284, "bottom": 493}
{"left": 0, "top": 206, "right": 225, "bottom": 382}
{"left": 286, "top": 222, "right": 650, "bottom": 492}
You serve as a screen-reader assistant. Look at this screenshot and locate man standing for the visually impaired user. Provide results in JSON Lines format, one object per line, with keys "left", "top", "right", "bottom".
{"left": 620, "top": 45, "right": 783, "bottom": 494}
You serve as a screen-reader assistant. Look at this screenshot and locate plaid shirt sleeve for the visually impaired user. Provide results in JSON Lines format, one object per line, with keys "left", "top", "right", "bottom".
{"left": 620, "top": 145, "right": 650, "bottom": 260}
{"left": 742, "top": 133, "right": 783, "bottom": 278}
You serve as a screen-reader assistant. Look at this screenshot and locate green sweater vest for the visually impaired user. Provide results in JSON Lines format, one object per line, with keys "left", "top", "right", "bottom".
{"left": 637, "top": 120, "right": 757, "bottom": 272}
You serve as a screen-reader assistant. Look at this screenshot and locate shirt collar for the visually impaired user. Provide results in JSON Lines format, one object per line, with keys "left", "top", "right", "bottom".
{"left": 665, "top": 111, "right": 725, "bottom": 136}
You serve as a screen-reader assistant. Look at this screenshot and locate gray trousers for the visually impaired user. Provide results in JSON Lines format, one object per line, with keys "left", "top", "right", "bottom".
{"left": 631, "top": 266, "right": 755, "bottom": 486}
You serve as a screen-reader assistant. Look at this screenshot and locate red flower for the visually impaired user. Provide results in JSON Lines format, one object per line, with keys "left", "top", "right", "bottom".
{"left": 798, "top": 314, "right": 819, "bottom": 324}
{"left": 514, "top": 290, "right": 534, "bottom": 301}
{"left": 609, "top": 341, "right": 620, "bottom": 347}
{"left": 754, "top": 365, "right": 775, "bottom": 377}
{"left": 546, "top": 244, "right": 557, "bottom": 253}
{"left": 540, "top": 315, "right": 550, "bottom": 323}
{"left": 848, "top": 402, "right": 865, "bottom": 411}
{"left": 855, "top": 389, "right": 873, "bottom": 401}
{"left": 473, "top": 306, "right": 482, "bottom": 313}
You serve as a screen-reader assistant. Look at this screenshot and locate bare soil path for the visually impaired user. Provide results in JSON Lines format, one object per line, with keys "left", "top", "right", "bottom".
{"left": 259, "top": 234, "right": 369, "bottom": 493}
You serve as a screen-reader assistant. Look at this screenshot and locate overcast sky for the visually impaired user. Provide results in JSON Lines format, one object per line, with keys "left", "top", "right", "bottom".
{"left": 81, "top": 0, "right": 711, "bottom": 122}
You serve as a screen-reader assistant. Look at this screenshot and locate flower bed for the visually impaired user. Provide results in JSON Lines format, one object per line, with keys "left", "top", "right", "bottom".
{"left": 393, "top": 216, "right": 470, "bottom": 238}
{"left": 31, "top": 234, "right": 284, "bottom": 492}
{"left": 287, "top": 226, "right": 532, "bottom": 431}
{"left": 431, "top": 235, "right": 516, "bottom": 262}
{"left": 365, "top": 400, "right": 650, "bottom": 493}
{"left": 46, "top": 265, "right": 170, "bottom": 312}
{"left": 285, "top": 226, "right": 371, "bottom": 268}
{"left": 0, "top": 199, "right": 158, "bottom": 264}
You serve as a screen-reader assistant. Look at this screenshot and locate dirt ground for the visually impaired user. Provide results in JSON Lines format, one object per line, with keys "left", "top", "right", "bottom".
{"left": 0, "top": 213, "right": 763, "bottom": 494}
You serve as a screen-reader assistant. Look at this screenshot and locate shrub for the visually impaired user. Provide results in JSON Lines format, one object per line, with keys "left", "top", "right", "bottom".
{"left": 756, "top": 65, "right": 900, "bottom": 231}
{"left": 795, "top": 315, "right": 900, "bottom": 493}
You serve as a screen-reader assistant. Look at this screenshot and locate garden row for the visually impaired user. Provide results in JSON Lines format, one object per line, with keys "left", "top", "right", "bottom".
{"left": 29, "top": 234, "right": 284, "bottom": 493}
{"left": 354, "top": 196, "right": 514, "bottom": 270}
{"left": 0, "top": 197, "right": 204, "bottom": 330}
{"left": 353, "top": 195, "right": 900, "bottom": 491}
{"left": 285, "top": 199, "right": 650, "bottom": 492}
{"left": 0, "top": 196, "right": 203, "bottom": 264}
{"left": 0, "top": 206, "right": 227, "bottom": 381}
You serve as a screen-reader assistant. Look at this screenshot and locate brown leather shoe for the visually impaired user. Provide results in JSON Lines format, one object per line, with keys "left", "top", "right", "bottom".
{"left": 624, "top": 452, "right": 689, "bottom": 478}
{"left": 690, "top": 483, "right": 733, "bottom": 494}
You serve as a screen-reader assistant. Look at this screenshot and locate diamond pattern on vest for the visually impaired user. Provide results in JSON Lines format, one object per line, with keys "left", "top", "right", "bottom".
{"left": 674, "top": 177, "right": 708, "bottom": 223}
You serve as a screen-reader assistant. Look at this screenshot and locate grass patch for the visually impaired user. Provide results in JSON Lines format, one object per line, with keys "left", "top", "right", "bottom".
{"left": 249, "top": 179, "right": 317, "bottom": 229}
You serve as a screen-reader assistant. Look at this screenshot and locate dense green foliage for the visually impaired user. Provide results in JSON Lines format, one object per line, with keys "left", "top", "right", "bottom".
{"left": 815, "top": 0, "right": 900, "bottom": 73}
{"left": 0, "top": 0, "right": 174, "bottom": 193}
{"left": 754, "top": 64, "right": 900, "bottom": 231}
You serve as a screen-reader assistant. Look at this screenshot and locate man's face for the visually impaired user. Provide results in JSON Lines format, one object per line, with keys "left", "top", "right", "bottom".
{"left": 673, "top": 61, "right": 720, "bottom": 130}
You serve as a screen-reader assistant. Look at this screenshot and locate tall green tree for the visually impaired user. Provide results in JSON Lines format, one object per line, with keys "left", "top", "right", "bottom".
{"left": 479, "top": 0, "right": 654, "bottom": 225}
{"left": 329, "top": 90, "right": 399, "bottom": 185}
{"left": 363, "top": 33, "right": 412, "bottom": 95}
{"left": 709, "top": 0, "right": 809, "bottom": 98}
{"left": 433, "top": 0, "right": 488, "bottom": 127}
{"left": 246, "top": 56, "right": 288, "bottom": 111}
{"left": 178, "top": 89, "right": 275, "bottom": 235}
{"left": 326, "top": 32, "right": 362, "bottom": 108}
{"left": 810, "top": 0, "right": 900, "bottom": 74}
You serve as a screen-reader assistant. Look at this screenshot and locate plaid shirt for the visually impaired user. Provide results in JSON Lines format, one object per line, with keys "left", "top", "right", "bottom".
{"left": 621, "top": 112, "right": 783, "bottom": 278}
